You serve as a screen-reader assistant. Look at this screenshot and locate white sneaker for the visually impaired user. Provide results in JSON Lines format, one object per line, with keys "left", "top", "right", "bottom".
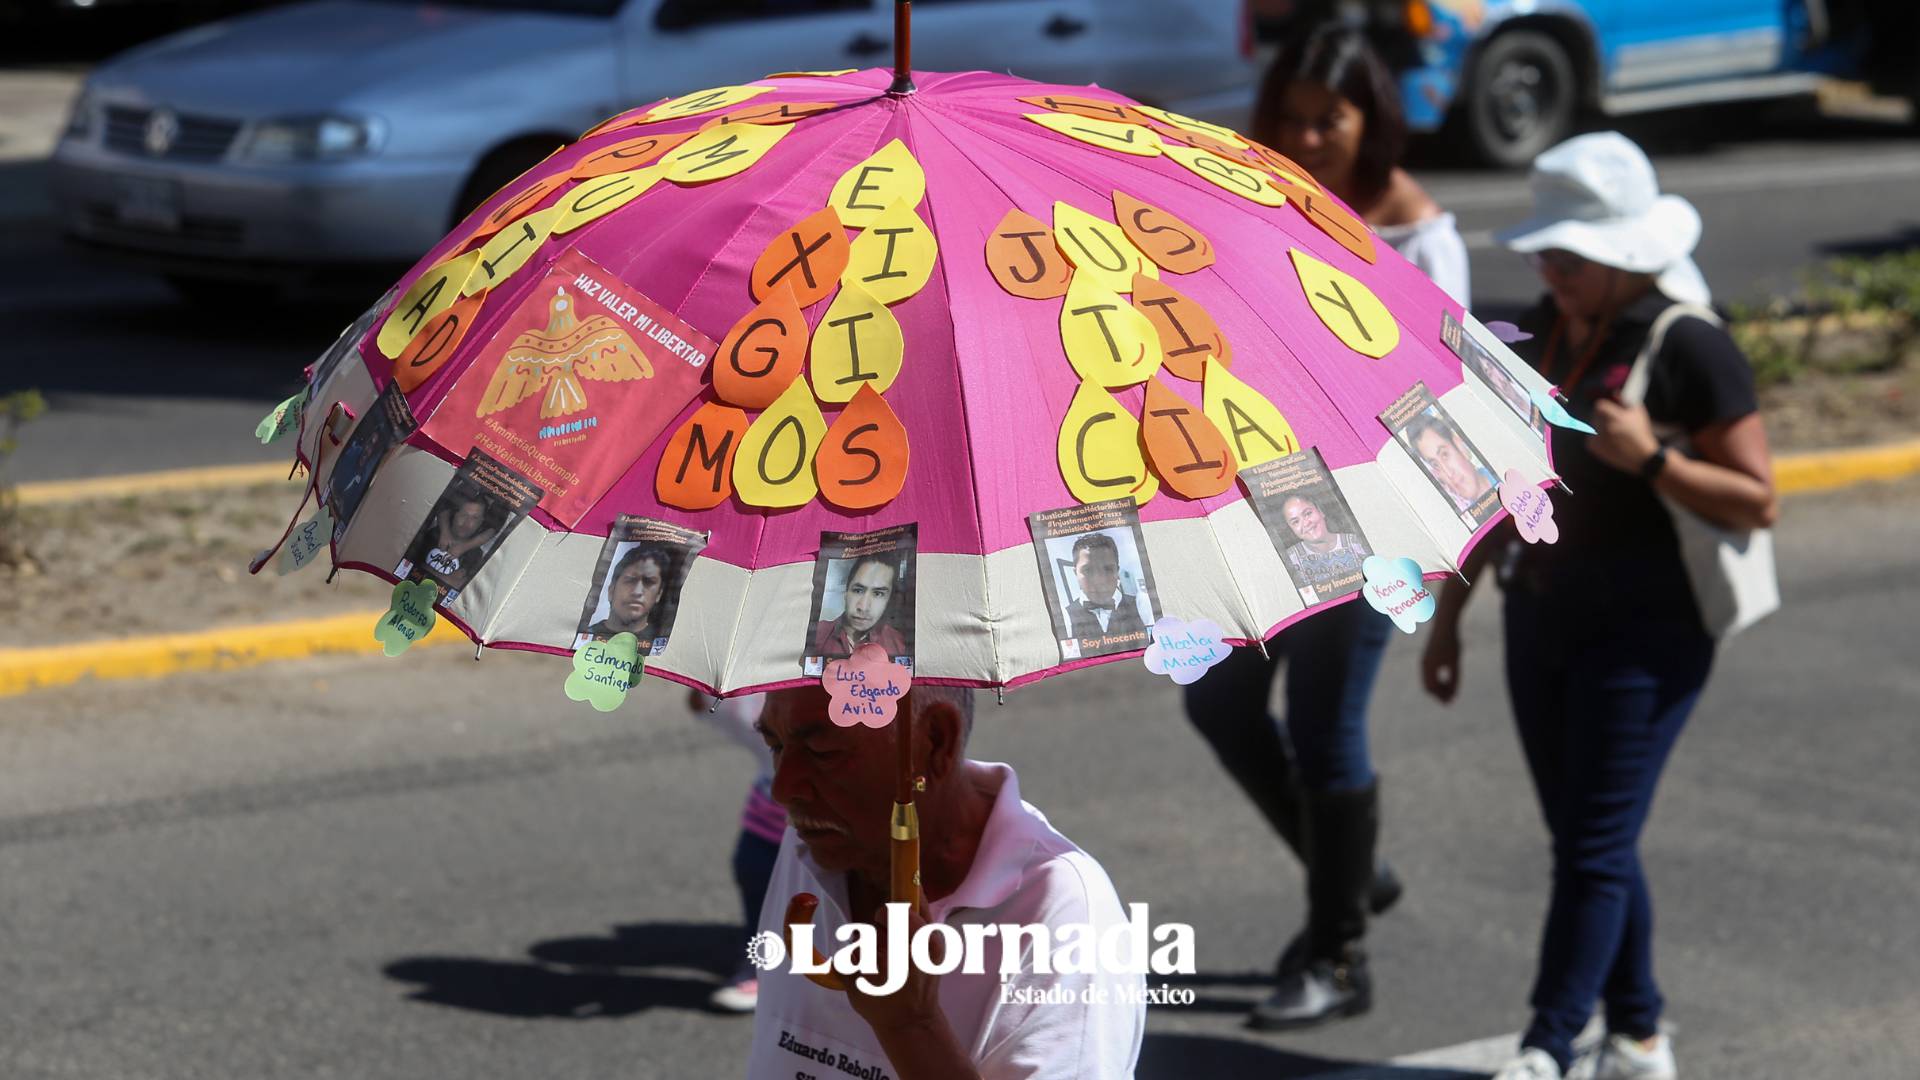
{"left": 1588, "top": 1033, "right": 1676, "bottom": 1080}
{"left": 708, "top": 970, "right": 759, "bottom": 1013}
{"left": 1492, "top": 1048, "right": 1565, "bottom": 1080}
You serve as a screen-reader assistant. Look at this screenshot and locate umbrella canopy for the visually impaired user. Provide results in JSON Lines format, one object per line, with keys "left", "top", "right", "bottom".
{"left": 273, "top": 65, "right": 1560, "bottom": 698}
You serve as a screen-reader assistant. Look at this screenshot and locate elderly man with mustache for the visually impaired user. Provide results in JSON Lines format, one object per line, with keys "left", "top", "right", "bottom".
{"left": 744, "top": 685, "right": 1146, "bottom": 1080}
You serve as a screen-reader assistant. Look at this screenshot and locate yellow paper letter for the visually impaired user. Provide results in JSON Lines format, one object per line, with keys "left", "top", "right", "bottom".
{"left": 1053, "top": 201, "right": 1155, "bottom": 293}
{"left": 1060, "top": 272, "right": 1162, "bottom": 388}
{"left": 1164, "top": 145, "right": 1287, "bottom": 207}
{"left": 1203, "top": 357, "right": 1301, "bottom": 468}
{"left": 844, "top": 198, "right": 938, "bottom": 305}
{"left": 734, "top": 374, "right": 826, "bottom": 508}
{"left": 1057, "top": 380, "right": 1158, "bottom": 506}
{"left": 829, "top": 139, "right": 926, "bottom": 228}
{"left": 1289, "top": 248, "right": 1399, "bottom": 358}
{"left": 645, "top": 85, "right": 773, "bottom": 122}
{"left": 664, "top": 121, "right": 789, "bottom": 183}
{"left": 377, "top": 250, "right": 481, "bottom": 358}
{"left": 464, "top": 206, "right": 560, "bottom": 297}
{"left": 810, "top": 281, "right": 905, "bottom": 402}
{"left": 552, "top": 166, "right": 665, "bottom": 235}
{"left": 1024, "top": 113, "right": 1163, "bottom": 157}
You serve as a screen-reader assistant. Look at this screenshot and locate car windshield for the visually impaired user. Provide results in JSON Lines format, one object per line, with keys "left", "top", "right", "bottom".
{"left": 369, "top": 0, "right": 625, "bottom": 15}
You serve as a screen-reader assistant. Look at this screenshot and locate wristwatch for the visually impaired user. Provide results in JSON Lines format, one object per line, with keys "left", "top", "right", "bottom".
{"left": 1639, "top": 445, "right": 1670, "bottom": 481}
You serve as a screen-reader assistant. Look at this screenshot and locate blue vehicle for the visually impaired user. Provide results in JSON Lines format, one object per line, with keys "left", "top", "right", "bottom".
{"left": 1258, "top": 0, "right": 1919, "bottom": 167}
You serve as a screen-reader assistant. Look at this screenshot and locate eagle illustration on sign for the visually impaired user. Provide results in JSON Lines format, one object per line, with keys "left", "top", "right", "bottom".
{"left": 477, "top": 286, "right": 654, "bottom": 419}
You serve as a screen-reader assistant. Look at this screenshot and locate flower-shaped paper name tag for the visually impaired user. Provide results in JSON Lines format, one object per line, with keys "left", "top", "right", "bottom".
{"left": 276, "top": 506, "right": 332, "bottom": 576}
{"left": 1361, "top": 556, "right": 1435, "bottom": 634}
{"left": 1498, "top": 469, "right": 1560, "bottom": 544}
{"left": 822, "top": 643, "right": 912, "bottom": 728}
{"left": 1530, "top": 389, "right": 1597, "bottom": 435}
{"left": 375, "top": 580, "right": 439, "bottom": 657}
{"left": 566, "top": 633, "right": 642, "bottom": 712}
{"left": 1142, "top": 617, "right": 1230, "bottom": 685}
{"left": 1484, "top": 320, "right": 1533, "bottom": 344}
{"left": 256, "top": 390, "right": 306, "bottom": 445}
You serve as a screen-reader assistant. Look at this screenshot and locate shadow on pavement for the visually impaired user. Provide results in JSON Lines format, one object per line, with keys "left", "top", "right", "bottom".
{"left": 383, "top": 920, "right": 745, "bottom": 1020}
{"left": 1819, "top": 225, "right": 1920, "bottom": 259}
{"left": 1140, "top": 1032, "right": 1482, "bottom": 1079}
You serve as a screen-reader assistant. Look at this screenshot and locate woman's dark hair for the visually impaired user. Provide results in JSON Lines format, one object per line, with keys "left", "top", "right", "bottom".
{"left": 1252, "top": 22, "right": 1407, "bottom": 206}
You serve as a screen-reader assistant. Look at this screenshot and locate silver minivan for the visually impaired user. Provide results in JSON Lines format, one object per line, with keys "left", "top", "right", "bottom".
{"left": 50, "top": 0, "right": 1256, "bottom": 295}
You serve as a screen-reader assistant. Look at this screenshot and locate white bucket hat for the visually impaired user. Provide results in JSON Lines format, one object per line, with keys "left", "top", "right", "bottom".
{"left": 1495, "top": 131, "right": 1711, "bottom": 305}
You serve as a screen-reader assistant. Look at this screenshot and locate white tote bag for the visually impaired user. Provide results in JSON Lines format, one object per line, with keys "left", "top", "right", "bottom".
{"left": 1620, "top": 303, "right": 1780, "bottom": 639}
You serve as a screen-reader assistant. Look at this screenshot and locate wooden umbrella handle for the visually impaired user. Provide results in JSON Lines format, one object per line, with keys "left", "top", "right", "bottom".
{"left": 891, "top": 798, "right": 922, "bottom": 911}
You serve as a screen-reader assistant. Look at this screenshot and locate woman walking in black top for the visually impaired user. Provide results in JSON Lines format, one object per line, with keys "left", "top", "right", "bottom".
{"left": 1422, "top": 132, "right": 1777, "bottom": 1080}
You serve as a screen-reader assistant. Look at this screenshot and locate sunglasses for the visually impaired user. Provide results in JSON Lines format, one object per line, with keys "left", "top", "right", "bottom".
{"left": 1523, "top": 249, "right": 1591, "bottom": 275}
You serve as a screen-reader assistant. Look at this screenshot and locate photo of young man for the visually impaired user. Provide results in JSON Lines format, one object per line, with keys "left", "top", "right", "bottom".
{"left": 1029, "top": 499, "right": 1161, "bottom": 661}
{"left": 574, "top": 517, "right": 706, "bottom": 655}
{"left": 1063, "top": 531, "right": 1149, "bottom": 641}
{"left": 1381, "top": 383, "right": 1503, "bottom": 529}
{"left": 801, "top": 524, "right": 917, "bottom": 676}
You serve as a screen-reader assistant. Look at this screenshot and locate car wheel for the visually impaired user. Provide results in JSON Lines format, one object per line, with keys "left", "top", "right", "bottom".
{"left": 1463, "top": 29, "right": 1578, "bottom": 169}
{"left": 452, "top": 138, "right": 567, "bottom": 227}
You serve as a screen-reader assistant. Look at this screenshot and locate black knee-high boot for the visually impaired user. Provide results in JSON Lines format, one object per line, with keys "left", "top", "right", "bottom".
{"left": 1250, "top": 783, "right": 1379, "bottom": 1030}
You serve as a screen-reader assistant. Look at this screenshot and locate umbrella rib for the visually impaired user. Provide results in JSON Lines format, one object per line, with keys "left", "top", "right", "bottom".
{"left": 925, "top": 114, "right": 1291, "bottom": 641}
{"left": 703, "top": 108, "right": 897, "bottom": 693}
{"left": 923, "top": 101, "right": 1470, "bottom": 621}
{"left": 948, "top": 100, "right": 1495, "bottom": 417}
{"left": 900, "top": 106, "right": 1006, "bottom": 685}
{"left": 475, "top": 108, "right": 895, "bottom": 690}
{"left": 937, "top": 106, "right": 1460, "bottom": 521}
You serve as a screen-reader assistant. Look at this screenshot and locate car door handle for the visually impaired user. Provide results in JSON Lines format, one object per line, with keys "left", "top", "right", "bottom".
{"left": 1044, "top": 14, "right": 1087, "bottom": 38}
{"left": 846, "top": 32, "right": 889, "bottom": 56}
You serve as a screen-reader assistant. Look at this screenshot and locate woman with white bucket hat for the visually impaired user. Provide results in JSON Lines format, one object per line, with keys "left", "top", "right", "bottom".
{"left": 1421, "top": 132, "right": 1779, "bottom": 1080}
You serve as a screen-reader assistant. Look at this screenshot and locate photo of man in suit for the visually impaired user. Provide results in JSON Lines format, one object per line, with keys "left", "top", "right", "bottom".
{"left": 1065, "top": 532, "right": 1149, "bottom": 641}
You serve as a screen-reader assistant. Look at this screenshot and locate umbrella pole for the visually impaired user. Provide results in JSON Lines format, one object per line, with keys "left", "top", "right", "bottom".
{"left": 889, "top": 0, "right": 916, "bottom": 96}
{"left": 890, "top": 689, "right": 923, "bottom": 910}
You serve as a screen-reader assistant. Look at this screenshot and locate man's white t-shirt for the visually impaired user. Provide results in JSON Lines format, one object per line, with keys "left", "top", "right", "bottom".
{"left": 746, "top": 762, "right": 1145, "bottom": 1080}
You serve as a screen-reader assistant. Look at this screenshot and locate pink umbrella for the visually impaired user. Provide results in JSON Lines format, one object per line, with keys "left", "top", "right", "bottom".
{"left": 264, "top": 6, "right": 1562, "bottom": 919}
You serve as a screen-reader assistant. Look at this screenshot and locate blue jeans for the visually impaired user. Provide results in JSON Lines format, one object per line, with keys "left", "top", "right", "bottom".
{"left": 1504, "top": 587, "right": 1714, "bottom": 1071}
{"left": 732, "top": 828, "right": 780, "bottom": 940}
{"left": 1183, "top": 599, "right": 1391, "bottom": 794}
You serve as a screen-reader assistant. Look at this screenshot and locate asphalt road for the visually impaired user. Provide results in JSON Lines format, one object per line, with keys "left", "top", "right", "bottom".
{"left": 4, "top": 478, "right": 1917, "bottom": 1080}
{"left": 1, "top": 91, "right": 1916, "bottom": 484}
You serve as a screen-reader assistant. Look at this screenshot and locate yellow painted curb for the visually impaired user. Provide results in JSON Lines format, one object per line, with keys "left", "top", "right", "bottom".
{"left": 16, "top": 461, "right": 298, "bottom": 507}
{"left": 2, "top": 436, "right": 1916, "bottom": 700}
{"left": 1774, "top": 437, "right": 1920, "bottom": 495}
{"left": 0, "top": 609, "right": 466, "bottom": 699}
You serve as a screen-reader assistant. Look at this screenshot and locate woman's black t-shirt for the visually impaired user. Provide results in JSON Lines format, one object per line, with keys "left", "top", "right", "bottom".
{"left": 1508, "top": 289, "right": 1758, "bottom": 624}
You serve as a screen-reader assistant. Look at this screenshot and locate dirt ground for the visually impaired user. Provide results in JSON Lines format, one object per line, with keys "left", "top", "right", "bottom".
{"left": 0, "top": 480, "right": 391, "bottom": 648}
{"left": 1763, "top": 367, "right": 1920, "bottom": 450}
{"left": 2, "top": 375, "right": 1914, "bottom": 649}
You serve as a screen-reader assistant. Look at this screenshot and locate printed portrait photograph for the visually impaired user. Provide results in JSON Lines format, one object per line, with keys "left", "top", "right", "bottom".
{"left": 1242, "top": 450, "right": 1374, "bottom": 606}
{"left": 393, "top": 451, "right": 542, "bottom": 605}
{"left": 1042, "top": 527, "right": 1156, "bottom": 660}
{"left": 1397, "top": 403, "right": 1501, "bottom": 529}
{"left": 326, "top": 383, "right": 415, "bottom": 544}
{"left": 801, "top": 525, "right": 917, "bottom": 676}
{"left": 573, "top": 518, "right": 706, "bottom": 656}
